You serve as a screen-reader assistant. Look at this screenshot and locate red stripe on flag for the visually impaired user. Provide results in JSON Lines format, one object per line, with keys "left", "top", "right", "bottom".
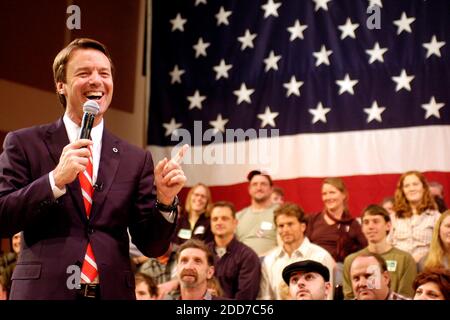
{"left": 178, "top": 171, "right": 450, "bottom": 218}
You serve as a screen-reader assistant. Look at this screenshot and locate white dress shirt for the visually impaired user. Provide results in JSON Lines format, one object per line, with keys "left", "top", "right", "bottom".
{"left": 258, "top": 237, "right": 336, "bottom": 300}
{"left": 48, "top": 114, "right": 176, "bottom": 223}
{"left": 49, "top": 114, "right": 103, "bottom": 198}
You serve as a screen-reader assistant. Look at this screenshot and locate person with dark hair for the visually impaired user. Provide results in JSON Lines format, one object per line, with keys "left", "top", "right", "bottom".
{"left": 172, "top": 183, "right": 214, "bottom": 245}
{"left": 207, "top": 201, "right": 261, "bottom": 300}
{"left": 134, "top": 272, "right": 158, "bottom": 300}
{"left": 236, "top": 170, "right": 278, "bottom": 256}
{"left": 0, "top": 273, "right": 8, "bottom": 300}
{"left": 413, "top": 268, "right": 450, "bottom": 300}
{"left": 0, "top": 232, "right": 21, "bottom": 298}
{"left": 429, "top": 181, "right": 447, "bottom": 213}
{"left": 0, "top": 38, "right": 187, "bottom": 300}
{"left": 282, "top": 260, "right": 331, "bottom": 300}
{"left": 380, "top": 196, "right": 395, "bottom": 216}
{"left": 350, "top": 253, "right": 409, "bottom": 300}
{"left": 389, "top": 171, "right": 440, "bottom": 262}
{"left": 271, "top": 186, "right": 285, "bottom": 205}
{"left": 175, "top": 239, "right": 226, "bottom": 300}
{"left": 343, "top": 205, "right": 416, "bottom": 299}
{"left": 259, "top": 202, "right": 335, "bottom": 300}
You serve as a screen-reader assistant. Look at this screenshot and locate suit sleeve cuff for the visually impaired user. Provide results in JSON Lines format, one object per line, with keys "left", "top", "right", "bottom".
{"left": 49, "top": 170, "right": 66, "bottom": 199}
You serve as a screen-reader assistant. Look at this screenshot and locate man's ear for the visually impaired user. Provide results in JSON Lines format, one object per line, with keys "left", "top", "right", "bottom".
{"left": 207, "top": 266, "right": 215, "bottom": 280}
{"left": 56, "top": 82, "right": 65, "bottom": 94}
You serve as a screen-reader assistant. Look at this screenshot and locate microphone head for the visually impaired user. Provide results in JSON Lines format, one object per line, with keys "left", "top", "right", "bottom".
{"left": 83, "top": 100, "right": 100, "bottom": 115}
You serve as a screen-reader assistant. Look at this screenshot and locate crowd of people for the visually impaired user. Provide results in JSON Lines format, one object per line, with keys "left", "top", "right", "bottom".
{"left": 125, "top": 170, "right": 449, "bottom": 300}
{"left": 0, "top": 38, "right": 448, "bottom": 301}
{"left": 1, "top": 167, "right": 449, "bottom": 301}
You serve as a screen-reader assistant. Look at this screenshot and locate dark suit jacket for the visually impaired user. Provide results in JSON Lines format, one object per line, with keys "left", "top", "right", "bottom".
{"left": 0, "top": 119, "right": 176, "bottom": 299}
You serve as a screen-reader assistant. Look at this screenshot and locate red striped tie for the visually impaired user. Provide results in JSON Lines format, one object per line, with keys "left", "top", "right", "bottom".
{"left": 79, "top": 146, "right": 98, "bottom": 283}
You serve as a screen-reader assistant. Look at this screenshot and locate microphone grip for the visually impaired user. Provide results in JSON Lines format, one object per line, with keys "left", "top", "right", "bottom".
{"left": 78, "top": 112, "right": 96, "bottom": 140}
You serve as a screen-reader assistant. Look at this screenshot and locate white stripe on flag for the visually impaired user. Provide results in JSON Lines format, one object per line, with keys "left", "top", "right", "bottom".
{"left": 148, "top": 125, "right": 450, "bottom": 186}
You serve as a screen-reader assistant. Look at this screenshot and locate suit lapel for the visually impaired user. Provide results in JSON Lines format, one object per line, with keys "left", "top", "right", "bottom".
{"left": 90, "top": 129, "right": 120, "bottom": 220}
{"left": 44, "top": 118, "right": 86, "bottom": 220}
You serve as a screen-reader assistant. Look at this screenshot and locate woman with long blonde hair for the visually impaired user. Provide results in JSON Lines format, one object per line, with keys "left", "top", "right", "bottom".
{"left": 419, "top": 210, "right": 450, "bottom": 271}
{"left": 172, "top": 183, "right": 214, "bottom": 245}
{"left": 389, "top": 171, "right": 441, "bottom": 262}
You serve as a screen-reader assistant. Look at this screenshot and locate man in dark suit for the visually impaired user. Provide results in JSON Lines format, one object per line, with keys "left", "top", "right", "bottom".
{"left": 0, "top": 38, "right": 187, "bottom": 300}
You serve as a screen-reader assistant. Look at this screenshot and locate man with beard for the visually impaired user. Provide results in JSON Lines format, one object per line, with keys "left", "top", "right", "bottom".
{"left": 236, "top": 170, "right": 278, "bottom": 256}
{"left": 350, "top": 253, "right": 409, "bottom": 300}
{"left": 176, "top": 239, "right": 225, "bottom": 300}
{"left": 258, "top": 203, "right": 335, "bottom": 300}
{"left": 282, "top": 260, "right": 331, "bottom": 300}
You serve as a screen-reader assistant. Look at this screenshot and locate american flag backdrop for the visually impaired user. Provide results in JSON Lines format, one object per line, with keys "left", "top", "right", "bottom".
{"left": 147, "top": 0, "right": 450, "bottom": 216}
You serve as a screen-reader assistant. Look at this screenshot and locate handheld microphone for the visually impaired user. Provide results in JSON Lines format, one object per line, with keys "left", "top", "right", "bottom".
{"left": 78, "top": 100, "right": 100, "bottom": 140}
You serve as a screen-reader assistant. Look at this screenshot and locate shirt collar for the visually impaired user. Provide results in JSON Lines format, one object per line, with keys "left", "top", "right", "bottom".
{"left": 63, "top": 113, "right": 103, "bottom": 145}
{"left": 276, "top": 237, "right": 311, "bottom": 258}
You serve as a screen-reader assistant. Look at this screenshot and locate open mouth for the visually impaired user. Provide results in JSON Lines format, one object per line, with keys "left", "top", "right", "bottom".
{"left": 85, "top": 91, "right": 104, "bottom": 100}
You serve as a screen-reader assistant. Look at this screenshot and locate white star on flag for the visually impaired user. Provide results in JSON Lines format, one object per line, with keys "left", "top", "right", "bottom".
{"left": 209, "top": 114, "right": 229, "bottom": 133}
{"left": 287, "top": 20, "right": 308, "bottom": 41}
{"left": 422, "top": 96, "right": 445, "bottom": 119}
{"left": 195, "top": 0, "right": 207, "bottom": 6}
{"left": 364, "top": 101, "right": 386, "bottom": 123}
{"left": 237, "top": 29, "right": 257, "bottom": 51}
{"left": 392, "top": 69, "right": 415, "bottom": 92}
{"left": 338, "top": 18, "right": 359, "bottom": 40}
{"left": 187, "top": 90, "right": 206, "bottom": 110}
{"left": 309, "top": 102, "right": 331, "bottom": 124}
{"left": 213, "top": 59, "right": 232, "bottom": 80}
{"left": 169, "top": 65, "right": 185, "bottom": 84}
{"left": 283, "top": 76, "right": 304, "bottom": 97}
{"left": 163, "top": 118, "right": 182, "bottom": 137}
{"left": 261, "top": 0, "right": 282, "bottom": 18}
{"left": 366, "top": 42, "right": 388, "bottom": 64}
{"left": 393, "top": 12, "right": 415, "bottom": 35}
{"left": 257, "top": 106, "right": 279, "bottom": 128}
{"left": 193, "top": 37, "right": 210, "bottom": 58}
{"left": 336, "top": 73, "right": 359, "bottom": 95}
{"left": 215, "top": 6, "right": 232, "bottom": 26}
{"left": 233, "top": 83, "right": 255, "bottom": 105}
{"left": 313, "top": 0, "right": 332, "bottom": 12}
{"left": 264, "top": 50, "right": 282, "bottom": 72}
{"left": 170, "top": 13, "right": 187, "bottom": 32}
{"left": 422, "top": 35, "right": 446, "bottom": 58}
{"left": 313, "top": 45, "right": 333, "bottom": 66}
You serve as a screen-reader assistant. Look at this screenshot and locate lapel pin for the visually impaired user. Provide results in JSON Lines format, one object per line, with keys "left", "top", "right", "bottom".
{"left": 112, "top": 147, "right": 118, "bottom": 153}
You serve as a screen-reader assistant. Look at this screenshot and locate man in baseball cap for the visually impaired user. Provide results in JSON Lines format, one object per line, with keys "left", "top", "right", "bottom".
{"left": 282, "top": 260, "right": 332, "bottom": 300}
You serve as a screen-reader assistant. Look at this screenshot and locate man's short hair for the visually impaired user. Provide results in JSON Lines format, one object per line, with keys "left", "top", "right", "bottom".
{"left": 134, "top": 272, "right": 158, "bottom": 297}
{"left": 247, "top": 170, "right": 273, "bottom": 186}
{"left": 177, "top": 239, "right": 215, "bottom": 267}
{"left": 362, "top": 204, "right": 391, "bottom": 223}
{"left": 211, "top": 201, "right": 236, "bottom": 218}
{"left": 272, "top": 186, "right": 284, "bottom": 197}
{"left": 352, "top": 252, "right": 388, "bottom": 273}
{"left": 52, "top": 38, "right": 114, "bottom": 108}
{"left": 274, "top": 202, "right": 308, "bottom": 225}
